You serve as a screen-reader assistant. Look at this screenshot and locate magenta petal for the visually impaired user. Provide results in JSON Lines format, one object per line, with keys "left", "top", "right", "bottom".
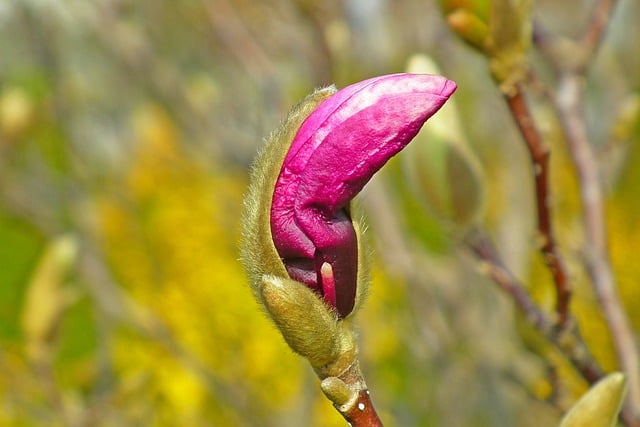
{"left": 271, "top": 73, "right": 457, "bottom": 317}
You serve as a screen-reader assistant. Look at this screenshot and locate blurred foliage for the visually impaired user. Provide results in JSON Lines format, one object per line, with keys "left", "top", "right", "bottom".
{"left": 0, "top": 0, "right": 639, "bottom": 426}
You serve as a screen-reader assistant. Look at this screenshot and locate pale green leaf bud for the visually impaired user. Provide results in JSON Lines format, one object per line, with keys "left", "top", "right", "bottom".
{"left": 559, "top": 372, "right": 627, "bottom": 427}
{"left": 261, "top": 274, "right": 343, "bottom": 368}
{"left": 404, "top": 56, "right": 485, "bottom": 229}
{"left": 438, "top": 0, "right": 490, "bottom": 23}
{"left": 321, "top": 376, "right": 356, "bottom": 407}
{"left": 439, "top": 0, "right": 532, "bottom": 90}
{"left": 487, "top": 0, "right": 532, "bottom": 89}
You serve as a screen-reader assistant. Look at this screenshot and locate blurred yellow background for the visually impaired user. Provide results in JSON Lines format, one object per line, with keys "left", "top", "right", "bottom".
{"left": 1, "top": 1, "right": 639, "bottom": 426}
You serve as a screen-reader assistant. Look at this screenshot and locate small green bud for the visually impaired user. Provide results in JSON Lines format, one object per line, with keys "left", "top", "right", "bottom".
{"left": 438, "top": 1, "right": 490, "bottom": 53}
{"left": 440, "top": 0, "right": 532, "bottom": 90}
{"left": 405, "top": 133, "right": 485, "bottom": 229}
{"left": 486, "top": 0, "right": 532, "bottom": 89}
{"left": 487, "top": 0, "right": 532, "bottom": 53}
{"left": 314, "top": 321, "right": 358, "bottom": 379}
{"left": 321, "top": 377, "right": 356, "bottom": 406}
{"left": 446, "top": 8, "right": 490, "bottom": 51}
{"left": 559, "top": 372, "right": 627, "bottom": 427}
{"left": 438, "top": 0, "right": 490, "bottom": 23}
{"left": 261, "top": 275, "right": 342, "bottom": 368}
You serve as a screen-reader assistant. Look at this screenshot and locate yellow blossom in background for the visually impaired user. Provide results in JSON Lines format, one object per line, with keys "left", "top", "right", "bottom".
{"left": 0, "top": 86, "right": 35, "bottom": 142}
{"left": 608, "top": 202, "right": 640, "bottom": 332}
{"left": 98, "top": 103, "right": 321, "bottom": 424}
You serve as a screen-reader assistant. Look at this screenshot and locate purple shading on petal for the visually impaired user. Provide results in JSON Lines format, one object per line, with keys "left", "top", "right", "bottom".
{"left": 271, "top": 73, "right": 457, "bottom": 317}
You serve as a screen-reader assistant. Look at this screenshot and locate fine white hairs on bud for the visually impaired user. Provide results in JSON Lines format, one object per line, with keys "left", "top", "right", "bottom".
{"left": 260, "top": 275, "right": 342, "bottom": 368}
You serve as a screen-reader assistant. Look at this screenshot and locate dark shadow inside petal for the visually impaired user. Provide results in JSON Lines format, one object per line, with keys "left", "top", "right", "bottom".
{"left": 283, "top": 257, "right": 318, "bottom": 290}
{"left": 311, "top": 208, "right": 358, "bottom": 318}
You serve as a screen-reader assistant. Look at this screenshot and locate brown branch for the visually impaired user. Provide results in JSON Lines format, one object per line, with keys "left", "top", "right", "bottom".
{"left": 532, "top": 0, "right": 640, "bottom": 417}
{"left": 540, "top": 0, "right": 640, "bottom": 420}
{"left": 503, "top": 85, "right": 572, "bottom": 327}
{"left": 555, "top": 69, "right": 640, "bottom": 423}
{"left": 340, "top": 390, "right": 383, "bottom": 427}
{"left": 464, "top": 230, "right": 603, "bottom": 384}
{"left": 465, "top": 230, "right": 551, "bottom": 333}
{"left": 578, "top": 0, "right": 618, "bottom": 72}
{"left": 465, "top": 230, "right": 640, "bottom": 426}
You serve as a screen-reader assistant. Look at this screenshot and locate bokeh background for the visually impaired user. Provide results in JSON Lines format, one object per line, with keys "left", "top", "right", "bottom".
{"left": 1, "top": 0, "right": 639, "bottom": 426}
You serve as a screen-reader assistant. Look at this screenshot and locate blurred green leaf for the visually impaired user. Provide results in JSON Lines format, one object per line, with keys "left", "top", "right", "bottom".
{"left": 0, "top": 214, "right": 43, "bottom": 340}
{"left": 21, "top": 234, "right": 78, "bottom": 362}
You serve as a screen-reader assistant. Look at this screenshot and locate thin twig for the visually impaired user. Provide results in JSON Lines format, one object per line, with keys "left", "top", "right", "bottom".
{"left": 464, "top": 229, "right": 603, "bottom": 384}
{"left": 465, "top": 230, "right": 550, "bottom": 333}
{"left": 540, "top": 0, "right": 640, "bottom": 419}
{"left": 503, "top": 85, "right": 572, "bottom": 327}
{"left": 579, "top": 0, "right": 618, "bottom": 72}
{"left": 555, "top": 63, "right": 640, "bottom": 426}
{"left": 321, "top": 359, "right": 383, "bottom": 426}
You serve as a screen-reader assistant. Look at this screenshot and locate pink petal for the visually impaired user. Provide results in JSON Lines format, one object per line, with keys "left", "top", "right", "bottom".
{"left": 271, "top": 73, "right": 457, "bottom": 317}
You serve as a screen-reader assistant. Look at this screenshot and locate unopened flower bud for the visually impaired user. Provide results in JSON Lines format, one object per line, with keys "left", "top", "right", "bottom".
{"left": 268, "top": 73, "right": 456, "bottom": 317}
{"left": 241, "top": 73, "right": 456, "bottom": 355}
{"left": 404, "top": 56, "right": 484, "bottom": 229}
{"left": 559, "top": 372, "right": 627, "bottom": 427}
{"left": 440, "top": 0, "right": 532, "bottom": 90}
{"left": 242, "top": 74, "right": 456, "bottom": 318}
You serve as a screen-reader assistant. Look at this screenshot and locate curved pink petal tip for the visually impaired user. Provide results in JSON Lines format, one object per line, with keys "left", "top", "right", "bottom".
{"left": 271, "top": 73, "right": 457, "bottom": 317}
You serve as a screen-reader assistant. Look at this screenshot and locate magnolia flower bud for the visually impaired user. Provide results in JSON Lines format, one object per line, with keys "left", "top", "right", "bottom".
{"left": 241, "top": 73, "right": 456, "bottom": 321}
{"left": 439, "top": 0, "right": 490, "bottom": 51}
{"left": 241, "top": 73, "right": 456, "bottom": 420}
